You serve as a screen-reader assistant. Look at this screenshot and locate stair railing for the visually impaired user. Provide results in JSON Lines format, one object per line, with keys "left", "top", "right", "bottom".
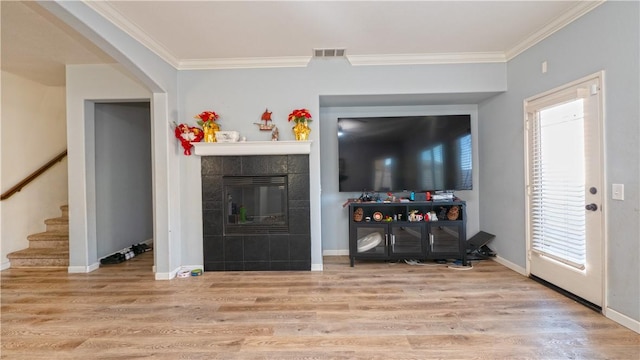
{"left": 1, "top": 150, "right": 68, "bottom": 201}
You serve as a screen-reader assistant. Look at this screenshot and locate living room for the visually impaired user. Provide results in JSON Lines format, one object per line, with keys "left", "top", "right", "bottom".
{"left": 1, "top": 0, "right": 638, "bottom": 338}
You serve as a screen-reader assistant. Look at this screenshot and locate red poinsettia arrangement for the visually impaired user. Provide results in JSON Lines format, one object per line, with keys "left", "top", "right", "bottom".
{"left": 174, "top": 123, "right": 204, "bottom": 155}
{"left": 194, "top": 110, "right": 219, "bottom": 127}
{"left": 287, "top": 109, "right": 312, "bottom": 124}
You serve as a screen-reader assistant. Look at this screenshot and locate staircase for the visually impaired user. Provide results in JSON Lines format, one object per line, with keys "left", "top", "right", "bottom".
{"left": 7, "top": 205, "right": 69, "bottom": 268}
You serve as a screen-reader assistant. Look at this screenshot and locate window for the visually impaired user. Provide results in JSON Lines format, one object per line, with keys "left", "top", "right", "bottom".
{"left": 530, "top": 99, "right": 586, "bottom": 269}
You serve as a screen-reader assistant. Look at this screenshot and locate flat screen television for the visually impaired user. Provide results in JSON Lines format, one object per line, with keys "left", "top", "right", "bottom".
{"left": 337, "top": 115, "right": 472, "bottom": 192}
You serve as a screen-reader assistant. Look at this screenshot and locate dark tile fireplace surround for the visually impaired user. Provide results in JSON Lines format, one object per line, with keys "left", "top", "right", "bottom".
{"left": 201, "top": 155, "right": 311, "bottom": 271}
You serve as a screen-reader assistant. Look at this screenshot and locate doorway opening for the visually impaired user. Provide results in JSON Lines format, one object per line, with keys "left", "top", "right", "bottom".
{"left": 94, "top": 102, "right": 153, "bottom": 270}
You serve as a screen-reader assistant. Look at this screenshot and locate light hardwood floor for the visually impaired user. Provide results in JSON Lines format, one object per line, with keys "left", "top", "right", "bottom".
{"left": 1, "top": 252, "right": 638, "bottom": 359}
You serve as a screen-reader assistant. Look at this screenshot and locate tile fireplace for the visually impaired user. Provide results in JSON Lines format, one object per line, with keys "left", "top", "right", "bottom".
{"left": 201, "top": 154, "right": 310, "bottom": 271}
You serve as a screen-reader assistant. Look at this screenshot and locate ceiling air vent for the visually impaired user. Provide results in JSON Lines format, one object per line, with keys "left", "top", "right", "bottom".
{"left": 313, "top": 48, "right": 346, "bottom": 58}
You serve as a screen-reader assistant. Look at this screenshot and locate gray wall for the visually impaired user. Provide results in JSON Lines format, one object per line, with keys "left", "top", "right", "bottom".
{"left": 179, "top": 60, "right": 506, "bottom": 270}
{"left": 95, "top": 102, "right": 153, "bottom": 258}
{"left": 478, "top": 1, "right": 639, "bottom": 321}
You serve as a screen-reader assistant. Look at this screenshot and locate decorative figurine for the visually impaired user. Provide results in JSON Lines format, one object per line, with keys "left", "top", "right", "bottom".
{"left": 271, "top": 126, "right": 279, "bottom": 141}
{"left": 447, "top": 206, "right": 460, "bottom": 220}
{"left": 254, "top": 108, "right": 276, "bottom": 131}
{"left": 353, "top": 207, "right": 364, "bottom": 222}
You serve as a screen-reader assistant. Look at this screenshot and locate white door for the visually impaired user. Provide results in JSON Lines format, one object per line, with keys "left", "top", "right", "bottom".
{"left": 525, "top": 72, "right": 604, "bottom": 307}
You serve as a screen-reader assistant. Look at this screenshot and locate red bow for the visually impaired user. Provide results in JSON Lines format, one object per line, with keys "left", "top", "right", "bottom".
{"left": 174, "top": 124, "right": 204, "bottom": 155}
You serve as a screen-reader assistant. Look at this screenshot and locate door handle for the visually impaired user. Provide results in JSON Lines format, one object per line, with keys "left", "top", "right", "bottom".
{"left": 585, "top": 203, "right": 598, "bottom": 211}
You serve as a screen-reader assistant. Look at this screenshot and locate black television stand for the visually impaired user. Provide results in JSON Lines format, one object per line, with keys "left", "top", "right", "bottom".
{"left": 348, "top": 201, "right": 467, "bottom": 267}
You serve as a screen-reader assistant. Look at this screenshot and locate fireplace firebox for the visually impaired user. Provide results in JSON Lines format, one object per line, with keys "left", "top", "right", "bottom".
{"left": 224, "top": 176, "right": 288, "bottom": 234}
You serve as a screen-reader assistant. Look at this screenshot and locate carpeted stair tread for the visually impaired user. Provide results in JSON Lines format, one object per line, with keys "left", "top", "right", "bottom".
{"left": 7, "top": 247, "right": 69, "bottom": 259}
{"left": 45, "top": 217, "right": 68, "bottom": 225}
{"left": 9, "top": 258, "right": 68, "bottom": 267}
{"left": 7, "top": 204, "right": 70, "bottom": 268}
{"left": 27, "top": 232, "right": 69, "bottom": 241}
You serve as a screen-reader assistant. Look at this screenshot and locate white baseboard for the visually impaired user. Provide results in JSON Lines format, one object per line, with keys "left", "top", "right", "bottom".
{"left": 605, "top": 307, "right": 640, "bottom": 334}
{"left": 178, "top": 265, "right": 204, "bottom": 272}
{"left": 155, "top": 264, "right": 203, "bottom": 280}
{"left": 1, "top": 260, "right": 10, "bottom": 271}
{"left": 492, "top": 255, "right": 527, "bottom": 275}
{"left": 323, "top": 249, "right": 349, "bottom": 256}
{"left": 155, "top": 267, "right": 179, "bottom": 280}
{"left": 311, "top": 263, "right": 323, "bottom": 271}
{"left": 68, "top": 262, "right": 100, "bottom": 273}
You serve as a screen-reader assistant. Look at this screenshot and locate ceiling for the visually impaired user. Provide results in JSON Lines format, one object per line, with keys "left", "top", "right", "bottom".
{"left": 1, "top": 1, "right": 114, "bottom": 87}
{"left": 1, "top": 1, "right": 603, "bottom": 87}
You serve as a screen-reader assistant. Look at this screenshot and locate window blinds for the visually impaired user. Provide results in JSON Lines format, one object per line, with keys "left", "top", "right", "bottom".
{"left": 530, "top": 99, "right": 586, "bottom": 270}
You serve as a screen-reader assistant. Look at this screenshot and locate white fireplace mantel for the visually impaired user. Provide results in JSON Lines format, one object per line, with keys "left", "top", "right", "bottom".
{"left": 192, "top": 141, "right": 312, "bottom": 156}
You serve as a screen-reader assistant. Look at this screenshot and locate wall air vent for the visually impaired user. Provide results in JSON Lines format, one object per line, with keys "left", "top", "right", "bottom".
{"left": 313, "top": 48, "right": 346, "bottom": 58}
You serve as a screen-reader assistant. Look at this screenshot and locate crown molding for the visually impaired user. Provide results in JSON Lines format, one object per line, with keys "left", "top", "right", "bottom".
{"left": 84, "top": 0, "right": 603, "bottom": 70}
{"left": 179, "top": 56, "right": 312, "bottom": 70}
{"left": 346, "top": 52, "right": 506, "bottom": 66}
{"left": 84, "top": 1, "right": 309, "bottom": 70}
{"left": 505, "top": 0, "right": 605, "bottom": 61}
{"left": 84, "top": 1, "right": 180, "bottom": 68}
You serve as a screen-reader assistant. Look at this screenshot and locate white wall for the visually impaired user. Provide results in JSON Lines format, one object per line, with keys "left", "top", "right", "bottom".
{"left": 478, "top": 1, "right": 639, "bottom": 325}
{"left": 66, "top": 64, "right": 151, "bottom": 271}
{"left": 0, "top": 71, "right": 68, "bottom": 269}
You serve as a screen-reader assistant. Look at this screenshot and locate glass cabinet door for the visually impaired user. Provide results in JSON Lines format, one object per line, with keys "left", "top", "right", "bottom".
{"left": 389, "top": 223, "right": 424, "bottom": 255}
{"left": 354, "top": 225, "right": 387, "bottom": 257}
{"left": 429, "top": 224, "right": 462, "bottom": 254}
